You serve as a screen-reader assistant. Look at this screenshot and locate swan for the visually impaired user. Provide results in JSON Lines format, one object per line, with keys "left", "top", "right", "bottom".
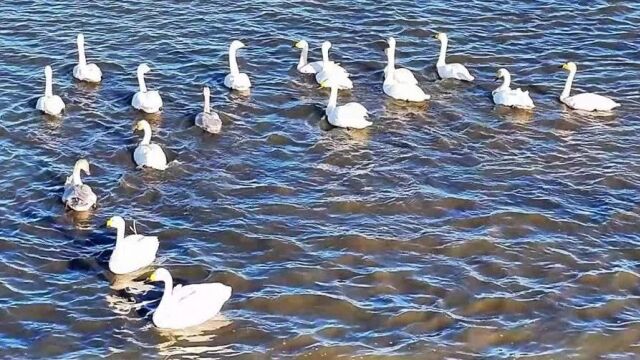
{"left": 315, "top": 41, "right": 352, "bottom": 89}
{"left": 321, "top": 82, "right": 371, "bottom": 129}
{"left": 61, "top": 158, "right": 97, "bottom": 211}
{"left": 36, "top": 65, "right": 65, "bottom": 116}
{"left": 295, "top": 40, "right": 324, "bottom": 74}
{"left": 72, "top": 33, "right": 102, "bottom": 83}
{"left": 132, "top": 63, "right": 163, "bottom": 113}
{"left": 106, "top": 216, "right": 159, "bottom": 275}
{"left": 133, "top": 120, "right": 168, "bottom": 170}
{"left": 224, "top": 40, "right": 251, "bottom": 91}
{"left": 383, "top": 44, "right": 430, "bottom": 102}
{"left": 492, "top": 68, "right": 535, "bottom": 109}
{"left": 195, "top": 86, "right": 222, "bottom": 134}
{"left": 559, "top": 62, "right": 620, "bottom": 111}
{"left": 433, "top": 33, "right": 474, "bottom": 81}
{"left": 384, "top": 37, "right": 418, "bottom": 85}
{"left": 147, "top": 267, "right": 232, "bottom": 329}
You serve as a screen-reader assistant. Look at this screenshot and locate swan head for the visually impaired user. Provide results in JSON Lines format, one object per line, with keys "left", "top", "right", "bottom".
{"left": 495, "top": 68, "right": 509, "bottom": 81}
{"left": 44, "top": 65, "right": 52, "bottom": 77}
{"left": 319, "top": 80, "right": 337, "bottom": 89}
{"left": 433, "top": 32, "right": 448, "bottom": 41}
{"left": 561, "top": 62, "right": 577, "bottom": 72}
{"left": 148, "top": 267, "right": 172, "bottom": 283}
{"left": 230, "top": 40, "right": 246, "bottom": 50}
{"left": 294, "top": 40, "right": 309, "bottom": 49}
{"left": 133, "top": 119, "right": 150, "bottom": 132}
{"left": 137, "top": 63, "right": 151, "bottom": 75}
{"left": 321, "top": 41, "right": 332, "bottom": 51}
{"left": 77, "top": 33, "right": 85, "bottom": 45}
{"left": 387, "top": 37, "right": 396, "bottom": 47}
{"left": 106, "top": 215, "right": 125, "bottom": 229}
{"left": 75, "top": 158, "right": 91, "bottom": 175}
{"left": 203, "top": 86, "right": 210, "bottom": 97}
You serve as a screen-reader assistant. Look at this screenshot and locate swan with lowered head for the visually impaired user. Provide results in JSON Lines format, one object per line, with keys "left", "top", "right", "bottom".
{"left": 384, "top": 37, "right": 418, "bottom": 85}
{"left": 383, "top": 43, "right": 430, "bottom": 102}
{"left": 315, "top": 41, "right": 352, "bottom": 89}
{"left": 36, "top": 65, "right": 65, "bottom": 116}
{"left": 106, "top": 216, "right": 159, "bottom": 275}
{"left": 224, "top": 40, "right": 251, "bottom": 91}
{"left": 320, "top": 81, "right": 371, "bottom": 129}
{"left": 294, "top": 40, "right": 324, "bottom": 74}
{"left": 433, "top": 32, "right": 474, "bottom": 81}
{"left": 133, "top": 120, "right": 168, "bottom": 170}
{"left": 492, "top": 68, "right": 534, "bottom": 109}
{"left": 132, "top": 63, "right": 163, "bottom": 113}
{"left": 195, "top": 86, "right": 222, "bottom": 134}
{"left": 559, "top": 62, "right": 620, "bottom": 111}
{"left": 62, "top": 158, "right": 97, "bottom": 212}
{"left": 147, "top": 267, "right": 232, "bottom": 329}
{"left": 73, "top": 33, "right": 102, "bottom": 83}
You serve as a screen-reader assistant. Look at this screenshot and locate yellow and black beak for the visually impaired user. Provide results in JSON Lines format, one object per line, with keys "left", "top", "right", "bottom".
{"left": 106, "top": 218, "right": 113, "bottom": 227}
{"left": 147, "top": 272, "right": 157, "bottom": 282}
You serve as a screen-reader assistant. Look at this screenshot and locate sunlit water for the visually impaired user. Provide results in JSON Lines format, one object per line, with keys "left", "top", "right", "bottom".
{"left": 1, "top": 1, "right": 640, "bottom": 358}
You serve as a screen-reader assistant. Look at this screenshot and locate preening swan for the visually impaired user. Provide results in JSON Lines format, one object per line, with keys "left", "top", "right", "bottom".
{"left": 315, "top": 41, "right": 353, "bottom": 90}
{"left": 36, "top": 65, "right": 65, "bottom": 116}
{"left": 195, "top": 86, "right": 222, "bottom": 134}
{"left": 384, "top": 37, "right": 418, "bottom": 85}
{"left": 61, "top": 159, "right": 97, "bottom": 212}
{"left": 132, "top": 63, "right": 163, "bottom": 113}
{"left": 559, "top": 62, "right": 620, "bottom": 111}
{"left": 224, "top": 40, "right": 252, "bottom": 91}
{"left": 133, "top": 120, "right": 168, "bottom": 170}
{"left": 492, "top": 68, "right": 534, "bottom": 109}
{"left": 147, "top": 267, "right": 232, "bottom": 329}
{"left": 321, "top": 82, "right": 371, "bottom": 129}
{"left": 106, "top": 216, "right": 159, "bottom": 275}
{"left": 383, "top": 43, "right": 430, "bottom": 102}
{"left": 295, "top": 40, "right": 324, "bottom": 74}
{"left": 433, "top": 33, "right": 474, "bottom": 81}
{"left": 73, "top": 33, "right": 102, "bottom": 83}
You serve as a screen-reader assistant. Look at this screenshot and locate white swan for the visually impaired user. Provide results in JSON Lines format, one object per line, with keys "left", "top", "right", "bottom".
{"left": 384, "top": 37, "right": 418, "bottom": 85}
{"left": 295, "top": 40, "right": 324, "bottom": 74}
{"left": 133, "top": 120, "right": 168, "bottom": 170}
{"left": 383, "top": 44, "right": 430, "bottom": 102}
{"left": 195, "top": 86, "right": 222, "bottom": 134}
{"left": 321, "top": 82, "right": 371, "bottom": 129}
{"left": 36, "top": 65, "right": 65, "bottom": 116}
{"left": 106, "top": 216, "right": 159, "bottom": 275}
{"left": 224, "top": 40, "right": 251, "bottom": 91}
{"left": 559, "top": 62, "right": 620, "bottom": 111}
{"left": 61, "top": 159, "right": 97, "bottom": 211}
{"left": 132, "top": 63, "right": 163, "bottom": 113}
{"left": 315, "top": 41, "right": 352, "bottom": 90}
{"left": 433, "top": 33, "right": 474, "bottom": 81}
{"left": 147, "top": 267, "right": 232, "bottom": 329}
{"left": 492, "top": 68, "right": 535, "bottom": 109}
{"left": 72, "top": 33, "right": 102, "bottom": 83}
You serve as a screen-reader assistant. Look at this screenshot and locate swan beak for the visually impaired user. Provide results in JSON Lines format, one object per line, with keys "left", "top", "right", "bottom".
{"left": 294, "top": 41, "right": 302, "bottom": 48}
{"left": 432, "top": 34, "right": 439, "bottom": 39}
{"left": 106, "top": 218, "right": 113, "bottom": 227}
{"left": 147, "top": 272, "right": 157, "bottom": 282}
{"left": 494, "top": 76, "right": 500, "bottom": 82}
{"left": 560, "top": 64, "right": 568, "bottom": 70}
{"left": 319, "top": 81, "right": 328, "bottom": 88}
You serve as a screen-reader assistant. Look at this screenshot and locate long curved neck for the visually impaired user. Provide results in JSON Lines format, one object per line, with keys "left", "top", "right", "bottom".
{"left": 141, "top": 123, "right": 152, "bottom": 145}
{"left": 561, "top": 69, "right": 575, "bottom": 100}
{"left": 298, "top": 45, "right": 309, "bottom": 69}
{"left": 229, "top": 47, "right": 239, "bottom": 75}
{"left": 385, "top": 50, "right": 395, "bottom": 84}
{"left": 321, "top": 46, "right": 329, "bottom": 66}
{"left": 72, "top": 164, "right": 83, "bottom": 185}
{"left": 203, "top": 90, "right": 210, "bottom": 114}
{"left": 159, "top": 276, "right": 174, "bottom": 306}
{"left": 327, "top": 87, "right": 338, "bottom": 114}
{"left": 114, "top": 223, "right": 125, "bottom": 248}
{"left": 388, "top": 44, "right": 396, "bottom": 71}
{"left": 45, "top": 69, "right": 53, "bottom": 97}
{"left": 437, "top": 39, "right": 448, "bottom": 66}
{"left": 498, "top": 72, "right": 511, "bottom": 91}
{"left": 137, "top": 70, "right": 147, "bottom": 93}
{"left": 78, "top": 41, "right": 87, "bottom": 66}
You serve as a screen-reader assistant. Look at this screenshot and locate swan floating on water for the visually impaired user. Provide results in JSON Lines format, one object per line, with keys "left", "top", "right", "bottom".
{"left": 36, "top": 65, "right": 65, "bottom": 116}
{"left": 315, "top": 41, "right": 352, "bottom": 89}
{"left": 321, "top": 82, "right": 371, "bottom": 129}
{"left": 492, "top": 68, "right": 534, "bottom": 109}
{"left": 62, "top": 158, "right": 97, "bottom": 211}
{"left": 433, "top": 33, "right": 474, "bottom": 81}
{"left": 73, "top": 33, "right": 102, "bottom": 83}
{"left": 106, "top": 216, "right": 159, "bottom": 275}
{"left": 559, "top": 62, "right": 620, "bottom": 112}
{"left": 384, "top": 37, "right": 418, "bottom": 85}
{"left": 383, "top": 39, "right": 430, "bottom": 102}
{"left": 133, "top": 120, "right": 168, "bottom": 170}
{"left": 195, "top": 86, "right": 222, "bottom": 134}
{"left": 147, "top": 267, "right": 232, "bottom": 329}
{"left": 224, "top": 40, "right": 251, "bottom": 91}
{"left": 295, "top": 40, "right": 324, "bottom": 74}
{"left": 132, "top": 63, "right": 163, "bottom": 113}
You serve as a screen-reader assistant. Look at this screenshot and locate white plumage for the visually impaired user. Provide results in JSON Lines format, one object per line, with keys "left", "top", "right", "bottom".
{"left": 559, "top": 62, "right": 620, "bottom": 111}
{"left": 383, "top": 38, "right": 430, "bottom": 102}
{"left": 492, "top": 68, "right": 534, "bottom": 109}
{"left": 132, "top": 63, "right": 163, "bottom": 113}
{"left": 433, "top": 32, "right": 474, "bottom": 81}
{"left": 36, "top": 65, "right": 65, "bottom": 116}
{"left": 133, "top": 120, "right": 168, "bottom": 170}
{"left": 224, "top": 40, "right": 252, "bottom": 91}
{"left": 315, "top": 41, "right": 352, "bottom": 89}
{"left": 294, "top": 40, "right": 325, "bottom": 74}
{"left": 384, "top": 37, "right": 418, "bottom": 85}
{"left": 72, "top": 33, "right": 102, "bottom": 83}
{"left": 321, "top": 83, "right": 371, "bottom": 129}
{"left": 106, "top": 216, "right": 159, "bottom": 275}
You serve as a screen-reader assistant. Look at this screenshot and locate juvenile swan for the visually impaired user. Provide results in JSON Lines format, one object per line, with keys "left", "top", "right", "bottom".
{"left": 295, "top": 40, "right": 324, "bottom": 74}
{"left": 147, "top": 268, "right": 232, "bottom": 329}
{"left": 36, "top": 65, "right": 65, "bottom": 116}
{"left": 321, "top": 82, "right": 371, "bottom": 129}
{"left": 384, "top": 37, "right": 418, "bottom": 85}
{"left": 106, "top": 216, "right": 159, "bottom": 275}
{"left": 195, "top": 86, "right": 222, "bottom": 134}
{"left": 433, "top": 33, "right": 474, "bottom": 81}
{"left": 73, "top": 33, "right": 102, "bottom": 83}
{"left": 62, "top": 159, "right": 97, "bottom": 211}
{"left": 315, "top": 41, "right": 352, "bottom": 89}
{"left": 224, "top": 40, "right": 251, "bottom": 91}
{"left": 132, "top": 64, "right": 163, "bottom": 113}
{"left": 559, "top": 62, "right": 620, "bottom": 111}
{"left": 492, "top": 68, "right": 534, "bottom": 109}
{"left": 133, "top": 120, "right": 168, "bottom": 170}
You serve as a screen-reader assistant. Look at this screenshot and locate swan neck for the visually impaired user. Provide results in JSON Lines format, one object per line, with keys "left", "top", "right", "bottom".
{"left": 327, "top": 87, "right": 338, "bottom": 113}
{"left": 321, "top": 46, "right": 329, "bottom": 66}
{"left": 203, "top": 91, "right": 210, "bottom": 114}
{"left": 141, "top": 123, "right": 152, "bottom": 145}
{"left": 45, "top": 69, "right": 53, "bottom": 97}
{"left": 561, "top": 69, "right": 575, "bottom": 100}
{"left": 388, "top": 44, "right": 396, "bottom": 71}
{"left": 499, "top": 72, "right": 511, "bottom": 91}
{"left": 298, "top": 45, "right": 308, "bottom": 69}
{"left": 437, "top": 38, "right": 448, "bottom": 66}
{"left": 72, "top": 164, "right": 83, "bottom": 185}
{"left": 77, "top": 41, "right": 87, "bottom": 66}
{"left": 137, "top": 70, "right": 147, "bottom": 93}
{"left": 114, "top": 223, "right": 125, "bottom": 248}
{"left": 229, "top": 47, "right": 239, "bottom": 75}
{"left": 159, "top": 275, "right": 174, "bottom": 306}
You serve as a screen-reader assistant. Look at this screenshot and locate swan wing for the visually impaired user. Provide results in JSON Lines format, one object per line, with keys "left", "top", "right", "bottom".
{"left": 493, "top": 89, "right": 535, "bottom": 109}
{"left": 225, "top": 73, "right": 251, "bottom": 91}
{"left": 63, "top": 184, "right": 97, "bottom": 211}
{"left": 438, "top": 63, "right": 474, "bottom": 81}
{"left": 132, "top": 91, "right": 162, "bottom": 113}
{"left": 134, "top": 144, "right": 167, "bottom": 170}
{"left": 384, "top": 82, "right": 430, "bottom": 102}
{"left": 109, "top": 234, "right": 158, "bottom": 274}
{"left": 393, "top": 68, "right": 418, "bottom": 85}
{"left": 564, "top": 93, "right": 620, "bottom": 111}
{"left": 154, "top": 282, "right": 232, "bottom": 328}
{"left": 299, "top": 61, "right": 324, "bottom": 74}
{"left": 328, "top": 103, "right": 371, "bottom": 129}
{"left": 195, "top": 112, "right": 222, "bottom": 134}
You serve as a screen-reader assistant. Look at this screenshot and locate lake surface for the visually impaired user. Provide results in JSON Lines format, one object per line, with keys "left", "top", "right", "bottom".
{"left": 1, "top": 0, "right": 640, "bottom": 358}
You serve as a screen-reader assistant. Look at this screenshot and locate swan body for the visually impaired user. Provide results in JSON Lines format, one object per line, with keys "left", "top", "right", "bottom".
{"left": 224, "top": 40, "right": 251, "bottom": 91}
{"left": 383, "top": 39, "right": 430, "bottom": 102}
{"left": 315, "top": 41, "right": 352, "bottom": 89}
{"left": 559, "top": 62, "right": 620, "bottom": 111}
{"left": 61, "top": 159, "right": 97, "bottom": 211}
{"left": 132, "top": 63, "right": 163, "bottom": 113}
{"left": 106, "top": 216, "right": 159, "bottom": 275}
{"left": 295, "top": 40, "right": 325, "bottom": 74}
{"left": 133, "top": 120, "right": 168, "bottom": 170}
{"left": 384, "top": 37, "right": 418, "bottom": 85}
{"left": 148, "top": 268, "right": 232, "bottom": 329}
{"left": 72, "top": 33, "right": 102, "bottom": 83}
{"left": 36, "top": 66, "right": 65, "bottom": 116}
{"left": 492, "top": 68, "right": 534, "bottom": 109}
{"left": 321, "top": 82, "right": 371, "bottom": 129}
{"left": 433, "top": 33, "right": 474, "bottom": 81}
{"left": 195, "top": 86, "right": 222, "bottom": 134}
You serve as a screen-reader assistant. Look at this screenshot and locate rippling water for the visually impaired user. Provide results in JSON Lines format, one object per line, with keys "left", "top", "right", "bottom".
{"left": 1, "top": 1, "right": 640, "bottom": 358}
